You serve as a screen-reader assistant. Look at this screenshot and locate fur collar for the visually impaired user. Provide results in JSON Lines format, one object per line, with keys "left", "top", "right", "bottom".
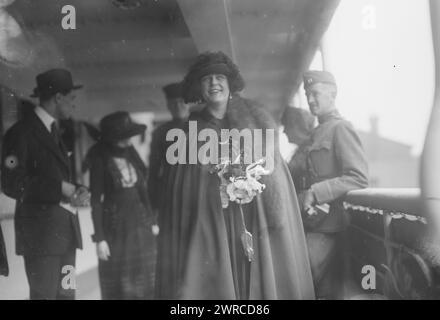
{"left": 226, "top": 95, "right": 287, "bottom": 229}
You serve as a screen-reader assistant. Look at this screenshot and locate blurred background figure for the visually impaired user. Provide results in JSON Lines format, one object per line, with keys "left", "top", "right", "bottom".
{"left": 87, "top": 111, "right": 156, "bottom": 300}
{"left": 148, "top": 82, "right": 190, "bottom": 214}
{"left": 282, "top": 106, "right": 316, "bottom": 192}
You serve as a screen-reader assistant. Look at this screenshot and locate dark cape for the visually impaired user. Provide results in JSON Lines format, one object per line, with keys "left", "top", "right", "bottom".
{"left": 155, "top": 95, "right": 315, "bottom": 299}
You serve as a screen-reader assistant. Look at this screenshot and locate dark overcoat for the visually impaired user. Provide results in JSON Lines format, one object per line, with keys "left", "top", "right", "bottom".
{"left": 1, "top": 111, "right": 82, "bottom": 256}
{"left": 155, "top": 95, "right": 315, "bottom": 299}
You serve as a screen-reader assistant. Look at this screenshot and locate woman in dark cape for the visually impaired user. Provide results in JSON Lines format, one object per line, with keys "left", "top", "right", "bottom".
{"left": 155, "top": 52, "right": 314, "bottom": 300}
{"left": 87, "top": 111, "right": 156, "bottom": 299}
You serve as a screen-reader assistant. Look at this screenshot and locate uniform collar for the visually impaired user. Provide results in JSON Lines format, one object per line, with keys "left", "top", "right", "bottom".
{"left": 34, "top": 105, "right": 56, "bottom": 132}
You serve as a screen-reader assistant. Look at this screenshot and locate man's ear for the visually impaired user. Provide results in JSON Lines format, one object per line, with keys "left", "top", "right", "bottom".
{"left": 54, "top": 92, "right": 64, "bottom": 104}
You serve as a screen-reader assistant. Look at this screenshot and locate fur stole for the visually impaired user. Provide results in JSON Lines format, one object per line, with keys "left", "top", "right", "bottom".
{"left": 226, "top": 95, "right": 290, "bottom": 230}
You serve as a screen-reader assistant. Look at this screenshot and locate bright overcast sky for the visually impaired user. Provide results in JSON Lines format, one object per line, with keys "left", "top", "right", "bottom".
{"left": 322, "top": 0, "right": 435, "bottom": 155}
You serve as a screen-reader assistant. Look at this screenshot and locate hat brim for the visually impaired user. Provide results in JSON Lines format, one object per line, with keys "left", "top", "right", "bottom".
{"left": 30, "top": 84, "right": 83, "bottom": 98}
{"left": 193, "top": 63, "right": 233, "bottom": 81}
{"left": 183, "top": 64, "right": 244, "bottom": 103}
{"left": 102, "top": 123, "right": 147, "bottom": 142}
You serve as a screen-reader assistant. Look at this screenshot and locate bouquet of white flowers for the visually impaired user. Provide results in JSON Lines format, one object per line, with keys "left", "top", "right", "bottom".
{"left": 211, "top": 155, "right": 270, "bottom": 262}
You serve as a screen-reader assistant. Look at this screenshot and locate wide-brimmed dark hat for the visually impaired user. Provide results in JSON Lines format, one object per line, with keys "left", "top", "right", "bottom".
{"left": 182, "top": 51, "right": 245, "bottom": 103}
{"left": 100, "top": 111, "right": 146, "bottom": 142}
{"left": 31, "top": 68, "right": 83, "bottom": 98}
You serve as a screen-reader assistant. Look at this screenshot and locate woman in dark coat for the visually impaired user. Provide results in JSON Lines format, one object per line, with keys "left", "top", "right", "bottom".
{"left": 155, "top": 51, "right": 315, "bottom": 299}
{"left": 87, "top": 111, "right": 156, "bottom": 299}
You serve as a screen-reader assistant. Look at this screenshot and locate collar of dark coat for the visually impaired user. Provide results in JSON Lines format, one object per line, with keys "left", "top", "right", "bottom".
{"left": 27, "top": 111, "right": 70, "bottom": 170}
{"left": 226, "top": 94, "right": 279, "bottom": 154}
{"left": 226, "top": 95, "right": 277, "bottom": 130}
{"left": 226, "top": 95, "right": 287, "bottom": 230}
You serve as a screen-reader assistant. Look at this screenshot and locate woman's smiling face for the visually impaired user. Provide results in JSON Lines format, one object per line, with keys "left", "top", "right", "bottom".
{"left": 200, "top": 73, "right": 230, "bottom": 104}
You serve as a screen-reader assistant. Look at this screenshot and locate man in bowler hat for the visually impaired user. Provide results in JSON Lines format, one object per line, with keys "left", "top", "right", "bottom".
{"left": 1, "top": 68, "right": 89, "bottom": 299}
{"left": 300, "top": 70, "right": 369, "bottom": 299}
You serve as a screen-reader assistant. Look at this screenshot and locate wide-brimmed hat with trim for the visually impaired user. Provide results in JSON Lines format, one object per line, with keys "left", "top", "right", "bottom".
{"left": 31, "top": 68, "right": 83, "bottom": 98}
{"left": 181, "top": 51, "right": 245, "bottom": 103}
{"left": 100, "top": 111, "right": 146, "bottom": 142}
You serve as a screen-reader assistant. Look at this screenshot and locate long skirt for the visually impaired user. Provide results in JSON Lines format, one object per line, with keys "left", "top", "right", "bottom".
{"left": 98, "top": 188, "right": 156, "bottom": 299}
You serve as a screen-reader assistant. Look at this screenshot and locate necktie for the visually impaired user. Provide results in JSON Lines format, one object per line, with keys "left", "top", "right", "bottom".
{"left": 51, "top": 121, "right": 61, "bottom": 147}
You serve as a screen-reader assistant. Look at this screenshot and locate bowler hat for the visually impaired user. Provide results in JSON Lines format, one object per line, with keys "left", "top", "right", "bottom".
{"left": 100, "top": 111, "right": 146, "bottom": 142}
{"left": 31, "top": 69, "right": 83, "bottom": 98}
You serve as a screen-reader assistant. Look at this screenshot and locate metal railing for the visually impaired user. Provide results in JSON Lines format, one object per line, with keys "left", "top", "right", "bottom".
{"left": 345, "top": 188, "right": 440, "bottom": 299}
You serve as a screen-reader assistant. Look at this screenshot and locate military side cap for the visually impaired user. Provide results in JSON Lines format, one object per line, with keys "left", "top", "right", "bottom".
{"left": 303, "top": 70, "right": 337, "bottom": 90}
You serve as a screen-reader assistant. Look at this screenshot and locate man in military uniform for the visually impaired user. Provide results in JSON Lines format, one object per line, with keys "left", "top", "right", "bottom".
{"left": 299, "top": 70, "right": 369, "bottom": 299}
{"left": 148, "top": 82, "right": 190, "bottom": 213}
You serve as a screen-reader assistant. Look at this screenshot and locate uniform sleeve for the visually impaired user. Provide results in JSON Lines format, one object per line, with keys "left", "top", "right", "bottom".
{"left": 90, "top": 153, "right": 106, "bottom": 242}
{"left": 311, "top": 122, "right": 369, "bottom": 204}
{"left": 1, "top": 125, "right": 62, "bottom": 203}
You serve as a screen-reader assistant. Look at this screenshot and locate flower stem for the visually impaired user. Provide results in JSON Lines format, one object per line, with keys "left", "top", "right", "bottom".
{"left": 239, "top": 204, "right": 254, "bottom": 262}
{"left": 239, "top": 204, "right": 246, "bottom": 233}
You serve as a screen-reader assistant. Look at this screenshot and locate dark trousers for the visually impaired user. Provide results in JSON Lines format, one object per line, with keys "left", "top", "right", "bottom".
{"left": 306, "top": 232, "right": 346, "bottom": 299}
{"left": 23, "top": 250, "right": 76, "bottom": 300}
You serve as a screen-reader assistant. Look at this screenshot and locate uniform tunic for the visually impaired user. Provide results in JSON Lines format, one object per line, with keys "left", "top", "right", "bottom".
{"left": 306, "top": 110, "right": 369, "bottom": 232}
